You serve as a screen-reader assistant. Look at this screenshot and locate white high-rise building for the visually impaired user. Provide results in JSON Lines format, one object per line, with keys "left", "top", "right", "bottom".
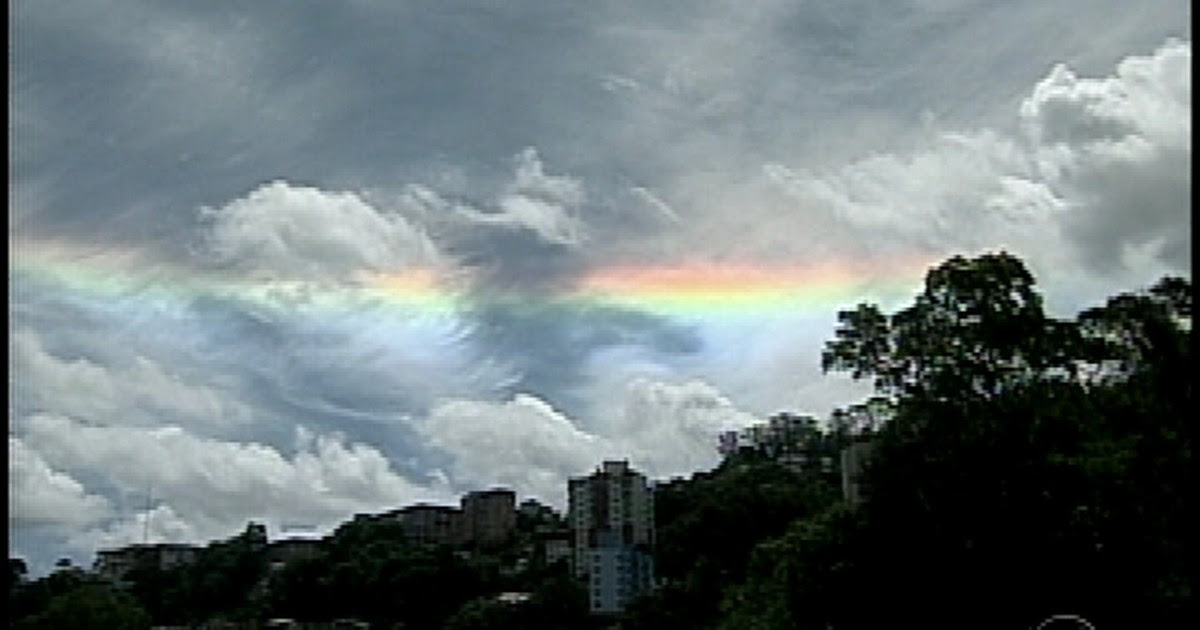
{"left": 568, "top": 460, "right": 655, "bottom": 614}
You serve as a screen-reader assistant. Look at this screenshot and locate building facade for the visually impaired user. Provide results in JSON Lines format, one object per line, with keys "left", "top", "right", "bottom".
{"left": 543, "top": 535, "right": 572, "bottom": 568}
{"left": 266, "top": 536, "right": 325, "bottom": 572}
{"left": 840, "top": 440, "right": 877, "bottom": 507}
{"left": 461, "top": 489, "right": 517, "bottom": 547}
{"left": 568, "top": 461, "right": 655, "bottom": 614}
{"left": 391, "top": 504, "right": 467, "bottom": 546}
{"left": 377, "top": 489, "right": 517, "bottom": 548}
{"left": 718, "top": 413, "right": 848, "bottom": 477}
{"left": 94, "top": 543, "right": 199, "bottom": 584}
{"left": 717, "top": 412, "right": 822, "bottom": 458}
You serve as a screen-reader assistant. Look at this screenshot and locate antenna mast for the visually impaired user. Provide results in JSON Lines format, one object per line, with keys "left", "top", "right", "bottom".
{"left": 142, "top": 483, "right": 153, "bottom": 544}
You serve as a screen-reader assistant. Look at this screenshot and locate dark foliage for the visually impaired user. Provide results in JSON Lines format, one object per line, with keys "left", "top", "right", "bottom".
{"left": 624, "top": 449, "right": 841, "bottom": 629}
{"left": 718, "top": 252, "right": 1193, "bottom": 629}
{"left": 11, "top": 570, "right": 151, "bottom": 629}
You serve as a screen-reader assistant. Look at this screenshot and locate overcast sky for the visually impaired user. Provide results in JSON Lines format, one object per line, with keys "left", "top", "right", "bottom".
{"left": 9, "top": 0, "right": 1190, "bottom": 576}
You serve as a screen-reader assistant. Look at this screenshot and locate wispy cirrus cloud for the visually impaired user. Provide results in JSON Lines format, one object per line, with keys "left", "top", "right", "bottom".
{"left": 11, "top": 329, "right": 255, "bottom": 431}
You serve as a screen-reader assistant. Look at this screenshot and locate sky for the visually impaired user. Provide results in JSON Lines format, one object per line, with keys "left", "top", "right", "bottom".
{"left": 9, "top": 0, "right": 1191, "bottom": 576}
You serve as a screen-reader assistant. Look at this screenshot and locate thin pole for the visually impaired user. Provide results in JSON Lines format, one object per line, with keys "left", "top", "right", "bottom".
{"left": 142, "top": 483, "right": 152, "bottom": 544}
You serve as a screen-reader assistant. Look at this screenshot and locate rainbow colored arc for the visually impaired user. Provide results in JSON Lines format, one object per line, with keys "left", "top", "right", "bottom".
{"left": 11, "top": 241, "right": 934, "bottom": 321}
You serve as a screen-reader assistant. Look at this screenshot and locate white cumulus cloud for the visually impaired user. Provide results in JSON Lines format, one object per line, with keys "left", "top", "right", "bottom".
{"left": 768, "top": 38, "right": 1191, "bottom": 284}
{"left": 606, "top": 379, "right": 760, "bottom": 479}
{"left": 20, "top": 414, "right": 451, "bottom": 550}
{"left": 1020, "top": 38, "right": 1191, "bottom": 273}
{"left": 9, "top": 437, "right": 112, "bottom": 528}
{"left": 200, "top": 180, "right": 442, "bottom": 280}
{"left": 420, "top": 378, "right": 762, "bottom": 508}
{"left": 422, "top": 395, "right": 607, "bottom": 507}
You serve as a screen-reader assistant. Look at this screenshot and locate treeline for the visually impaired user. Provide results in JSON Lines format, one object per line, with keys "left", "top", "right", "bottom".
{"left": 10, "top": 510, "right": 595, "bottom": 629}
{"left": 626, "top": 252, "right": 1193, "bottom": 629}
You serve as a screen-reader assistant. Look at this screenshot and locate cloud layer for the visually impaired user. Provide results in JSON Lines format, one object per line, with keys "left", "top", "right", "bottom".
{"left": 769, "top": 38, "right": 1190, "bottom": 289}
{"left": 9, "top": 1, "right": 1190, "bottom": 576}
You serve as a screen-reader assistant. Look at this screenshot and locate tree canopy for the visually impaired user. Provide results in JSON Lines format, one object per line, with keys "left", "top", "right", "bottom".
{"left": 720, "top": 251, "right": 1194, "bottom": 629}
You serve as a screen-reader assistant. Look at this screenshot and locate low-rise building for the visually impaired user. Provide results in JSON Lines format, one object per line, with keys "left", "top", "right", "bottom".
{"left": 391, "top": 504, "right": 466, "bottom": 546}
{"left": 462, "top": 489, "right": 516, "bottom": 547}
{"left": 374, "top": 489, "right": 518, "bottom": 548}
{"left": 94, "top": 543, "right": 199, "bottom": 584}
{"left": 719, "top": 413, "right": 822, "bottom": 457}
{"left": 267, "top": 535, "right": 325, "bottom": 570}
{"left": 840, "top": 440, "right": 877, "bottom": 506}
{"left": 518, "top": 498, "right": 559, "bottom": 525}
{"left": 542, "top": 535, "right": 572, "bottom": 568}
{"left": 719, "top": 413, "right": 848, "bottom": 480}
{"left": 526, "top": 523, "right": 573, "bottom": 569}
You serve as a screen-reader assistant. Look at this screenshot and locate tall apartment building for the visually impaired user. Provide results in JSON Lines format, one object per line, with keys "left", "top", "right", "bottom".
{"left": 568, "top": 460, "right": 655, "bottom": 615}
